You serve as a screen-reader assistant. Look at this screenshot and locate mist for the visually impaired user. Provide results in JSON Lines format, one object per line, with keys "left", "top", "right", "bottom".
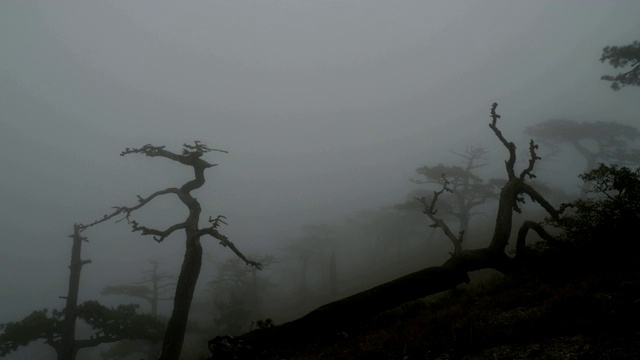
{"left": 1, "top": 1, "right": 638, "bottom": 358}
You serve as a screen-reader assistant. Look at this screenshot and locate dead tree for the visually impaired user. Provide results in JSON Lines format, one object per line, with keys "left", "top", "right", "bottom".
{"left": 57, "top": 224, "right": 92, "bottom": 360}
{"left": 0, "top": 223, "right": 164, "bottom": 360}
{"left": 95, "top": 141, "right": 260, "bottom": 360}
{"left": 208, "top": 103, "right": 560, "bottom": 358}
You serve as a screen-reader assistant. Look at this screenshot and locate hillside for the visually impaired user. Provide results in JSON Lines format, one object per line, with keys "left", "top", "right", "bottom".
{"left": 206, "top": 249, "right": 640, "bottom": 359}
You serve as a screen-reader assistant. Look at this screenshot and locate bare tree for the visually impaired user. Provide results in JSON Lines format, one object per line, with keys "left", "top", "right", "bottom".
{"left": 208, "top": 103, "right": 561, "bottom": 358}
{"left": 96, "top": 141, "right": 260, "bottom": 360}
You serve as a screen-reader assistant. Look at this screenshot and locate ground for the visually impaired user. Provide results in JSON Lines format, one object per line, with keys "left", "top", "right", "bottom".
{"left": 204, "top": 251, "right": 640, "bottom": 360}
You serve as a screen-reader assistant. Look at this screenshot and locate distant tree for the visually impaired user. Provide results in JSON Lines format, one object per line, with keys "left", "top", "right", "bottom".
{"left": 207, "top": 254, "right": 275, "bottom": 328}
{"left": 300, "top": 224, "right": 338, "bottom": 297}
{"left": 0, "top": 225, "right": 164, "bottom": 360}
{"left": 282, "top": 224, "right": 337, "bottom": 298}
{"left": 525, "top": 119, "right": 640, "bottom": 171}
{"left": 399, "top": 145, "right": 500, "bottom": 238}
{"left": 102, "top": 260, "right": 175, "bottom": 317}
{"left": 600, "top": 40, "right": 640, "bottom": 91}
{"left": 96, "top": 141, "right": 260, "bottom": 360}
{"left": 100, "top": 260, "right": 175, "bottom": 359}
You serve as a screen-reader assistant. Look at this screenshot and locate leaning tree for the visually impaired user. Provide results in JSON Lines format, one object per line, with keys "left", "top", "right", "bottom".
{"left": 94, "top": 141, "right": 260, "bottom": 360}
{"left": 208, "top": 103, "right": 562, "bottom": 358}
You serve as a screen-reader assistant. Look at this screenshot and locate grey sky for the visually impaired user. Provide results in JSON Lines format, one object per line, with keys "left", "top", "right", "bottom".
{"left": 0, "top": 1, "right": 638, "bottom": 353}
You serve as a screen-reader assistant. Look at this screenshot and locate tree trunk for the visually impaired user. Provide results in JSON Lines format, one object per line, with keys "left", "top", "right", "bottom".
{"left": 58, "top": 225, "right": 90, "bottom": 360}
{"left": 209, "top": 265, "right": 473, "bottom": 358}
{"left": 158, "top": 234, "right": 203, "bottom": 360}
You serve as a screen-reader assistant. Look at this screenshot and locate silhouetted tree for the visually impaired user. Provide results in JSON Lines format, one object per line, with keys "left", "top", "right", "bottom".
{"left": 525, "top": 119, "right": 640, "bottom": 171}
{"left": 400, "top": 145, "right": 500, "bottom": 237}
{"left": 600, "top": 40, "right": 640, "bottom": 90}
{"left": 208, "top": 103, "right": 563, "bottom": 358}
{"left": 0, "top": 224, "right": 164, "bottom": 360}
{"left": 96, "top": 141, "right": 260, "bottom": 360}
{"left": 544, "top": 163, "right": 640, "bottom": 250}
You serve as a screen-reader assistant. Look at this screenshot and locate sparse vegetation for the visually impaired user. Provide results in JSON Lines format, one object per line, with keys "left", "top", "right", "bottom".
{"left": 3, "top": 10, "right": 639, "bottom": 360}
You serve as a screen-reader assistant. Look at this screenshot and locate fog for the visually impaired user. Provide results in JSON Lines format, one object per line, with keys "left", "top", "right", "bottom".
{"left": 1, "top": 1, "right": 638, "bottom": 358}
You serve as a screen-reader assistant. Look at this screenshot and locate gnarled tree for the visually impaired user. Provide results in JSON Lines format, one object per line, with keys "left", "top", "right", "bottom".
{"left": 95, "top": 141, "right": 260, "bottom": 360}
{"left": 208, "top": 103, "right": 561, "bottom": 359}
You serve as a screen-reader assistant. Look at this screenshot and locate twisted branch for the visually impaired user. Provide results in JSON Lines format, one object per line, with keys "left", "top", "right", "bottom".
{"left": 489, "top": 103, "right": 516, "bottom": 179}
{"left": 199, "top": 227, "right": 262, "bottom": 269}
{"left": 416, "top": 176, "right": 464, "bottom": 255}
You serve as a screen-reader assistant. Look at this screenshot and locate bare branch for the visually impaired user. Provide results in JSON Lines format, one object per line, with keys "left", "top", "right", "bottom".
{"left": 129, "top": 220, "right": 187, "bottom": 243}
{"left": 488, "top": 103, "right": 517, "bottom": 179}
{"left": 79, "top": 188, "right": 180, "bottom": 232}
{"left": 200, "top": 227, "right": 262, "bottom": 269}
{"left": 182, "top": 140, "right": 228, "bottom": 158}
{"left": 121, "top": 142, "right": 222, "bottom": 169}
{"left": 521, "top": 183, "right": 561, "bottom": 220}
{"left": 519, "top": 140, "right": 541, "bottom": 181}
{"left": 416, "top": 176, "right": 464, "bottom": 254}
{"left": 450, "top": 144, "right": 489, "bottom": 171}
{"left": 208, "top": 215, "right": 228, "bottom": 229}
{"left": 515, "top": 220, "right": 557, "bottom": 256}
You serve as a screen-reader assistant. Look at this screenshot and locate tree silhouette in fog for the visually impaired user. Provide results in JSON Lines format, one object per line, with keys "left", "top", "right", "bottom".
{"left": 95, "top": 141, "right": 260, "bottom": 360}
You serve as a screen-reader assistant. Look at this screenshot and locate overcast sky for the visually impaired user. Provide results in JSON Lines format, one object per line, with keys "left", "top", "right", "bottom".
{"left": 0, "top": 0, "right": 638, "bottom": 344}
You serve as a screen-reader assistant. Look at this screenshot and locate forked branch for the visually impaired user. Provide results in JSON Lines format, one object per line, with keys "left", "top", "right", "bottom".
{"left": 489, "top": 103, "right": 516, "bottom": 179}
{"left": 416, "top": 176, "right": 464, "bottom": 254}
